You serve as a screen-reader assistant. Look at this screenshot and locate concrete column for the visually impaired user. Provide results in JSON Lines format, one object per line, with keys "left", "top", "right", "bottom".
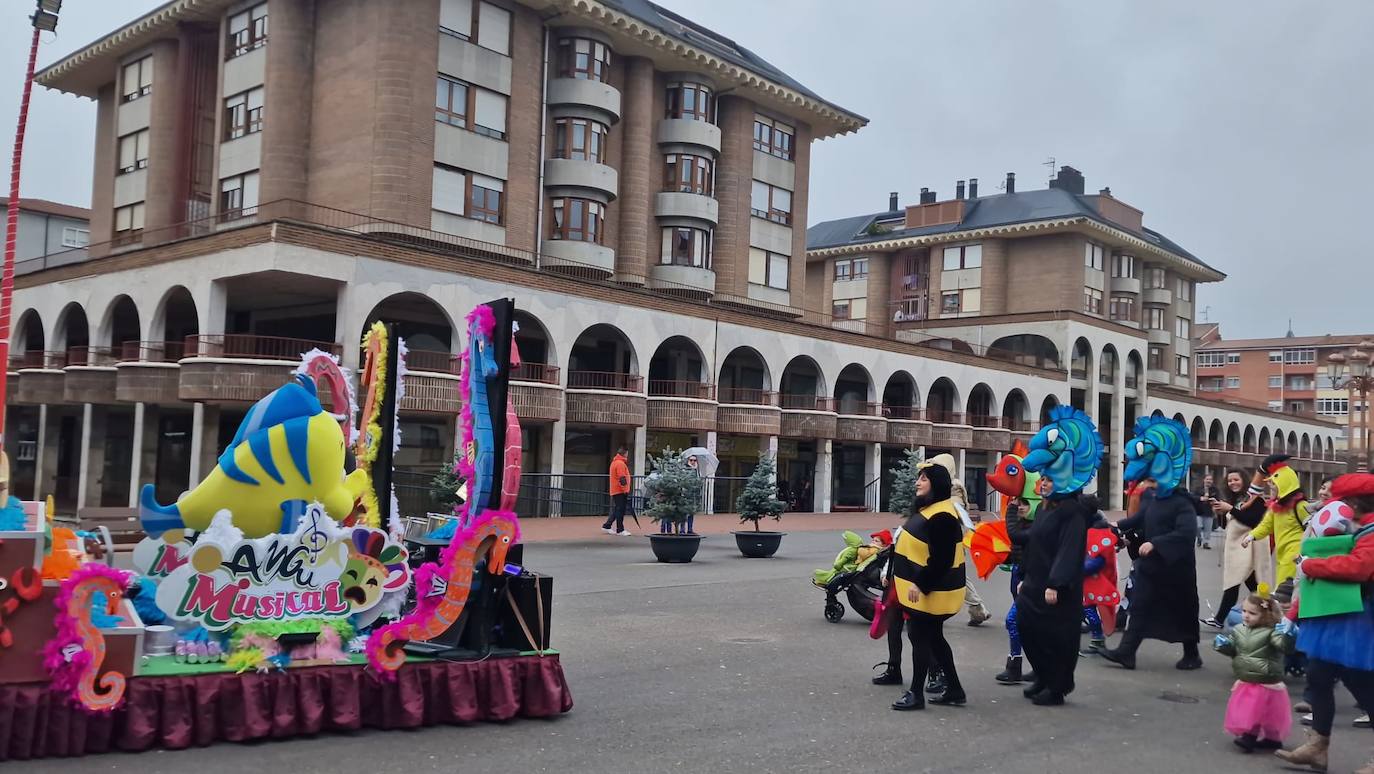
{"left": 548, "top": 419, "right": 567, "bottom": 517}
{"left": 817, "top": 439, "right": 833, "bottom": 513}
{"left": 710, "top": 96, "right": 757, "bottom": 297}
{"left": 128, "top": 402, "right": 146, "bottom": 507}
{"left": 189, "top": 402, "right": 206, "bottom": 484}
{"left": 77, "top": 403, "right": 93, "bottom": 508}
{"left": 334, "top": 284, "right": 361, "bottom": 373}
{"left": 615, "top": 57, "right": 654, "bottom": 282}
{"left": 32, "top": 403, "right": 48, "bottom": 500}
{"left": 1111, "top": 363, "right": 1128, "bottom": 509}
{"left": 81, "top": 406, "right": 109, "bottom": 508}
{"left": 867, "top": 442, "right": 883, "bottom": 511}
{"left": 259, "top": 0, "right": 315, "bottom": 207}
{"left": 632, "top": 425, "right": 647, "bottom": 478}
{"left": 957, "top": 448, "right": 967, "bottom": 479}
{"left": 704, "top": 430, "right": 719, "bottom": 514}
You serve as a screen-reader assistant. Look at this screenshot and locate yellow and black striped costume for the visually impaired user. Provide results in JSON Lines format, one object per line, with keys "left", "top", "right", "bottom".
{"left": 892, "top": 499, "right": 966, "bottom": 616}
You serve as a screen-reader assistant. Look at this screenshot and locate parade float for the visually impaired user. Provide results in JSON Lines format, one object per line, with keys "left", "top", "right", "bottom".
{"left": 0, "top": 300, "right": 570, "bottom": 761}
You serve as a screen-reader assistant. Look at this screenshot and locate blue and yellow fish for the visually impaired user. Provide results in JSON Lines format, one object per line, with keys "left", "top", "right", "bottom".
{"left": 1123, "top": 414, "right": 1192, "bottom": 496}
{"left": 140, "top": 375, "right": 367, "bottom": 540}
{"left": 1022, "top": 405, "right": 1103, "bottom": 496}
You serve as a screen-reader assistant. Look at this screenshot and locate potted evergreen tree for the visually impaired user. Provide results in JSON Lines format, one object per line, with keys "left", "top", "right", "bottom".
{"left": 887, "top": 448, "right": 921, "bottom": 518}
{"left": 644, "top": 449, "right": 705, "bottom": 563}
{"left": 732, "top": 453, "right": 787, "bottom": 557}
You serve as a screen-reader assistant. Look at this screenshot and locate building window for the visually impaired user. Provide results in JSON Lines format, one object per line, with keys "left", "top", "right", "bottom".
{"left": 833, "top": 260, "right": 851, "bottom": 281}
{"left": 120, "top": 57, "right": 152, "bottom": 102}
{"left": 852, "top": 257, "right": 869, "bottom": 279}
{"left": 941, "top": 291, "right": 961, "bottom": 315}
{"left": 219, "top": 171, "right": 260, "bottom": 221}
{"left": 1227, "top": 352, "right": 1241, "bottom": 363}
{"left": 660, "top": 227, "right": 712, "bottom": 268}
{"left": 752, "top": 115, "right": 794, "bottom": 160}
{"left": 1176, "top": 317, "right": 1191, "bottom": 338}
{"left": 1200, "top": 377, "right": 1224, "bottom": 392}
{"left": 438, "top": 0, "right": 510, "bottom": 54}
{"left": 224, "top": 87, "right": 265, "bottom": 140}
{"left": 113, "top": 202, "right": 146, "bottom": 243}
{"left": 663, "top": 153, "right": 713, "bottom": 195}
{"left": 1109, "top": 294, "right": 1137, "bottom": 322}
{"left": 1197, "top": 352, "right": 1227, "bottom": 368}
{"left": 1287, "top": 375, "right": 1313, "bottom": 390}
{"left": 1283, "top": 348, "right": 1316, "bottom": 364}
{"left": 550, "top": 197, "right": 604, "bottom": 243}
{"left": 1144, "top": 266, "right": 1167, "bottom": 289}
{"left": 1268, "top": 375, "right": 1282, "bottom": 389}
{"left": 1268, "top": 400, "right": 1283, "bottom": 411}
{"left": 750, "top": 181, "right": 792, "bottom": 225}
{"left": 665, "top": 82, "right": 713, "bottom": 122}
{"left": 434, "top": 76, "right": 507, "bottom": 139}
{"left": 1317, "top": 398, "right": 1349, "bottom": 415}
{"left": 1112, "top": 253, "right": 1135, "bottom": 278}
{"left": 61, "top": 227, "right": 90, "bottom": 248}
{"left": 1226, "top": 376, "right": 1241, "bottom": 389}
{"left": 440, "top": 0, "right": 473, "bottom": 38}
{"left": 1148, "top": 345, "right": 1165, "bottom": 371}
{"left": 117, "top": 129, "right": 149, "bottom": 174}
{"left": 1084, "top": 242, "right": 1105, "bottom": 270}
{"left": 1176, "top": 355, "right": 1190, "bottom": 377}
{"left": 1144, "top": 305, "right": 1166, "bottom": 330}
{"left": 748, "top": 248, "right": 789, "bottom": 290}
{"left": 557, "top": 38, "right": 610, "bottom": 82}
{"left": 432, "top": 164, "right": 467, "bottom": 216}
{"left": 1268, "top": 350, "right": 1283, "bottom": 362}
{"left": 941, "top": 243, "right": 982, "bottom": 270}
{"left": 469, "top": 174, "right": 503, "bottom": 224}
{"left": 1083, "top": 287, "right": 1103, "bottom": 315}
{"left": 227, "top": 3, "right": 268, "bottom": 59}
{"left": 1176, "top": 277, "right": 1192, "bottom": 301}
{"left": 552, "top": 117, "right": 608, "bottom": 163}
{"left": 833, "top": 300, "right": 851, "bottom": 319}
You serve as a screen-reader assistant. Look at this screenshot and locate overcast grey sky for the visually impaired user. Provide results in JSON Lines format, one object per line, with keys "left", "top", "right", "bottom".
{"left": 3, "top": 0, "right": 1370, "bottom": 339}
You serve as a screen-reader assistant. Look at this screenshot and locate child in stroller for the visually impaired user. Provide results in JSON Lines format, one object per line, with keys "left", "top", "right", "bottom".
{"left": 813, "top": 530, "right": 892, "bottom": 622}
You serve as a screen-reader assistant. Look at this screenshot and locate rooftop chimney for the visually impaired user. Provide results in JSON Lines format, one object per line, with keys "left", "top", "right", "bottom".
{"left": 920, "top": 188, "right": 936, "bottom": 204}
{"left": 889, "top": 191, "right": 899, "bottom": 212}
{"left": 1005, "top": 172, "right": 1015, "bottom": 193}
{"left": 968, "top": 178, "right": 978, "bottom": 198}
{"left": 955, "top": 180, "right": 966, "bottom": 200}
{"left": 1048, "top": 165, "right": 1085, "bottom": 195}
{"left": 1099, "top": 187, "right": 1112, "bottom": 197}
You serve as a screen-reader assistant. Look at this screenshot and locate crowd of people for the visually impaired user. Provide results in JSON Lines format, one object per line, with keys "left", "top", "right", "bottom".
{"left": 864, "top": 433, "right": 1373, "bottom": 773}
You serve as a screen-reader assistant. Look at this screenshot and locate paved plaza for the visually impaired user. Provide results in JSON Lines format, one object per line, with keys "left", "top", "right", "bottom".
{"left": 36, "top": 521, "right": 1370, "bottom": 773}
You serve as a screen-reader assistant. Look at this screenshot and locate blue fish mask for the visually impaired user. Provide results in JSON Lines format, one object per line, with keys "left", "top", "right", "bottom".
{"left": 1124, "top": 414, "right": 1192, "bottom": 496}
{"left": 1022, "top": 406, "right": 1103, "bottom": 496}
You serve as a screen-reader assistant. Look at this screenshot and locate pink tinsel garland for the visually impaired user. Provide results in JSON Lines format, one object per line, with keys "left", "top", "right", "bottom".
{"left": 43, "top": 563, "right": 132, "bottom": 711}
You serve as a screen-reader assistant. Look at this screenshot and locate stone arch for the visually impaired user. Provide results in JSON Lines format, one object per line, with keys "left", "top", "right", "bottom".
{"left": 1287, "top": 431, "right": 1298, "bottom": 452}
{"left": 780, "top": 355, "right": 827, "bottom": 409}
{"left": 569, "top": 323, "right": 639, "bottom": 389}
{"left": 1099, "top": 344, "right": 1119, "bottom": 386}
{"left": 1190, "top": 416, "right": 1206, "bottom": 446}
{"left": 1002, "top": 388, "right": 1031, "bottom": 429}
{"left": 1259, "top": 427, "right": 1271, "bottom": 454}
{"left": 718, "top": 346, "right": 772, "bottom": 402}
{"left": 12, "top": 308, "right": 44, "bottom": 356}
{"left": 513, "top": 309, "right": 556, "bottom": 373}
{"left": 1226, "top": 422, "right": 1241, "bottom": 450}
{"left": 648, "top": 335, "right": 708, "bottom": 395}
{"left": 881, "top": 370, "right": 920, "bottom": 419}
{"left": 1243, "top": 425, "right": 1257, "bottom": 453}
{"left": 1039, "top": 394, "right": 1060, "bottom": 427}
{"left": 1326, "top": 437, "right": 1335, "bottom": 460}
{"left": 989, "top": 334, "right": 1060, "bottom": 369}
{"left": 1071, "top": 337, "right": 1093, "bottom": 381}
{"left": 362, "top": 292, "right": 458, "bottom": 373}
{"left": 927, "top": 377, "right": 961, "bottom": 423}
{"left": 1126, "top": 350, "right": 1144, "bottom": 390}
{"left": 834, "top": 363, "right": 875, "bottom": 412}
{"left": 1209, "top": 419, "right": 1225, "bottom": 448}
{"left": 1300, "top": 434, "right": 1311, "bottom": 458}
{"left": 966, "top": 382, "right": 998, "bottom": 424}
{"left": 53, "top": 301, "right": 90, "bottom": 356}
{"left": 99, "top": 294, "right": 142, "bottom": 357}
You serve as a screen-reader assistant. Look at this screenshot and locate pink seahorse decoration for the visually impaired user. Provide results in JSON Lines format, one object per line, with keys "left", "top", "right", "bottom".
{"left": 501, "top": 334, "right": 523, "bottom": 512}
{"left": 44, "top": 564, "right": 132, "bottom": 712}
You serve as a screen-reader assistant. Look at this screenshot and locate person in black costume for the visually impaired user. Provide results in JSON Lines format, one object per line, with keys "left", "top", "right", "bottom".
{"left": 1012, "top": 492, "right": 1091, "bottom": 705}
{"left": 1100, "top": 479, "right": 1203, "bottom": 670}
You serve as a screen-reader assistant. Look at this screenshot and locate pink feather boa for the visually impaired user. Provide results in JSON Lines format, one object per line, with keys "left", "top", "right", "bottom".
{"left": 43, "top": 563, "right": 132, "bottom": 710}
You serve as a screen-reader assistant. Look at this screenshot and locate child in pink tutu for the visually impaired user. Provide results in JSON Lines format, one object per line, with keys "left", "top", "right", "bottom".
{"left": 1213, "top": 592, "right": 1295, "bottom": 752}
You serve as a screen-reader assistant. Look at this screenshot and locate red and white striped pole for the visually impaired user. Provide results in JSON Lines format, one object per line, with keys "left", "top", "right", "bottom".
{"left": 0, "top": 22, "right": 45, "bottom": 442}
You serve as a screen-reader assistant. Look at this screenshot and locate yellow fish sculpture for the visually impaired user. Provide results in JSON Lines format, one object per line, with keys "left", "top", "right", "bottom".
{"left": 140, "top": 375, "right": 368, "bottom": 540}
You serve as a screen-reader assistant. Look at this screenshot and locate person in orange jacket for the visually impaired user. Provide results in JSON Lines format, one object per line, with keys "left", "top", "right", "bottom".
{"left": 603, "top": 447, "right": 633, "bottom": 536}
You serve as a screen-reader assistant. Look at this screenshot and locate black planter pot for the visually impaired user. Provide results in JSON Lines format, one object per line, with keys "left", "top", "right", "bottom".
{"left": 648, "top": 533, "right": 703, "bottom": 563}
{"left": 733, "top": 530, "right": 785, "bottom": 558}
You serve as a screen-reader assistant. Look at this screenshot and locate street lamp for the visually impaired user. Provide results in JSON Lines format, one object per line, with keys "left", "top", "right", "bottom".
{"left": 0, "top": 0, "right": 62, "bottom": 445}
{"left": 1327, "top": 340, "right": 1374, "bottom": 473}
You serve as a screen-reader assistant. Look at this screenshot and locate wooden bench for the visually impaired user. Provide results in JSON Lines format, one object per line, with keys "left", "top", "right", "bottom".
{"left": 77, "top": 507, "right": 143, "bottom": 547}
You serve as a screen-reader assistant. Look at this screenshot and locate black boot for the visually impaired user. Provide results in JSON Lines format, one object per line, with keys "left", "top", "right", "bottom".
{"left": 929, "top": 673, "right": 967, "bottom": 706}
{"left": 871, "top": 662, "right": 903, "bottom": 685}
{"left": 995, "top": 656, "right": 1024, "bottom": 685}
{"left": 925, "top": 666, "right": 947, "bottom": 695}
{"left": 891, "top": 690, "right": 924, "bottom": 711}
{"left": 1176, "top": 643, "right": 1203, "bottom": 671}
{"left": 1100, "top": 647, "right": 1136, "bottom": 670}
{"left": 1022, "top": 680, "right": 1046, "bottom": 699}
{"left": 1031, "top": 689, "right": 1065, "bottom": 706}
{"left": 1234, "top": 733, "right": 1257, "bottom": 752}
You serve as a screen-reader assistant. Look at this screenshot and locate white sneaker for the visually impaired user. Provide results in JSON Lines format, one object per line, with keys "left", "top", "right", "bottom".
{"left": 602, "top": 527, "right": 615, "bottom": 535}
{"left": 1300, "top": 713, "right": 1313, "bottom": 726}
{"left": 1355, "top": 713, "right": 1371, "bottom": 728}
{"left": 617, "top": 530, "right": 633, "bottom": 536}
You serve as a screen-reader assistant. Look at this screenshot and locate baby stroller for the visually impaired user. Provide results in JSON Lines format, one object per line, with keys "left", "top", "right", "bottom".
{"left": 817, "top": 546, "right": 888, "bottom": 623}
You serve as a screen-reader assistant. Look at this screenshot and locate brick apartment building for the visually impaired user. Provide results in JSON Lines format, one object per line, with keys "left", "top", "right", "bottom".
{"left": 1196, "top": 330, "right": 1373, "bottom": 464}
{"left": 4, "top": 0, "right": 1342, "bottom": 516}
{"left": 0, "top": 196, "right": 90, "bottom": 266}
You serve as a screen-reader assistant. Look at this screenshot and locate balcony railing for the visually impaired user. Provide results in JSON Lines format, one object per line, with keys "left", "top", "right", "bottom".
{"left": 718, "top": 387, "right": 776, "bottom": 406}
{"left": 186, "top": 334, "right": 342, "bottom": 360}
{"left": 120, "top": 340, "right": 187, "bottom": 362}
{"left": 648, "top": 380, "right": 716, "bottom": 400}
{"left": 926, "top": 409, "right": 965, "bottom": 425}
{"left": 566, "top": 370, "right": 643, "bottom": 392}
{"left": 836, "top": 400, "right": 881, "bottom": 416}
{"left": 968, "top": 414, "right": 1001, "bottom": 428}
{"left": 405, "top": 348, "right": 460, "bottom": 374}
{"left": 779, "top": 394, "right": 834, "bottom": 411}
{"left": 511, "top": 362, "right": 560, "bottom": 384}
{"left": 1005, "top": 418, "right": 1037, "bottom": 432}
{"left": 882, "top": 404, "right": 923, "bottom": 420}
{"left": 65, "top": 346, "right": 117, "bottom": 367}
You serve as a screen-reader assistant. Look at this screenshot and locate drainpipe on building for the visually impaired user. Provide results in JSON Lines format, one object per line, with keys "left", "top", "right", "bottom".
{"left": 533, "top": 27, "right": 550, "bottom": 265}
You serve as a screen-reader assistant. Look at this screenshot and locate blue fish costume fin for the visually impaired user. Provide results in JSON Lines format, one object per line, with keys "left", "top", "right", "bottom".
{"left": 139, "top": 483, "right": 184, "bottom": 537}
